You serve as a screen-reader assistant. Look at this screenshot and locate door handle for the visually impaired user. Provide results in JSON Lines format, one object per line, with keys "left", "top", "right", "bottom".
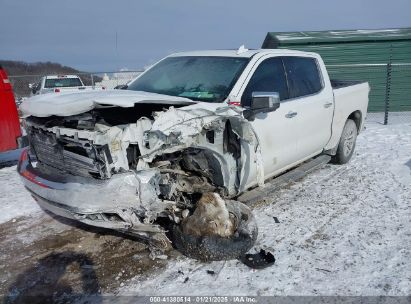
{"left": 324, "top": 102, "right": 333, "bottom": 108}
{"left": 285, "top": 111, "right": 297, "bottom": 118}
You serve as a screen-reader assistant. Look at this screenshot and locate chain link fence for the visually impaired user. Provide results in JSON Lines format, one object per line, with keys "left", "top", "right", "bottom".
{"left": 8, "top": 65, "right": 411, "bottom": 124}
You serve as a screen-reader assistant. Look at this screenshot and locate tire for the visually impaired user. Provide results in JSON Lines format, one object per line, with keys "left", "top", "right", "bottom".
{"left": 171, "top": 200, "right": 258, "bottom": 261}
{"left": 332, "top": 119, "right": 358, "bottom": 165}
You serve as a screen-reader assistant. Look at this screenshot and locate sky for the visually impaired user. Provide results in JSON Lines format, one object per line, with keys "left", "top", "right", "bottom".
{"left": 1, "top": 0, "right": 410, "bottom": 72}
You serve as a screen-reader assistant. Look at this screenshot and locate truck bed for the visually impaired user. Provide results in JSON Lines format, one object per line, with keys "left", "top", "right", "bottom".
{"left": 324, "top": 80, "right": 370, "bottom": 151}
{"left": 330, "top": 79, "right": 367, "bottom": 90}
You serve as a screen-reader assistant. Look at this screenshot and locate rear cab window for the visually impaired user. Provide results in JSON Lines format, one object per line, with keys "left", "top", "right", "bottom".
{"left": 45, "top": 77, "right": 83, "bottom": 88}
{"left": 283, "top": 56, "right": 323, "bottom": 99}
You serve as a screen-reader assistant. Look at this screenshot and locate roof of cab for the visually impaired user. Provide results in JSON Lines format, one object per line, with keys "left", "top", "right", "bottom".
{"left": 168, "top": 48, "right": 315, "bottom": 58}
{"left": 45, "top": 75, "right": 81, "bottom": 79}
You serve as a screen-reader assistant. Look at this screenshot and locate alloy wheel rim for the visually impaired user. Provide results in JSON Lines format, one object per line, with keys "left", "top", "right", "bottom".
{"left": 343, "top": 128, "right": 355, "bottom": 156}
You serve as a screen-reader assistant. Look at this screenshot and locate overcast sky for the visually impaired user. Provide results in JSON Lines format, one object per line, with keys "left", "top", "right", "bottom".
{"left": 1, "top": 0, "right": 410, "bottom": 71}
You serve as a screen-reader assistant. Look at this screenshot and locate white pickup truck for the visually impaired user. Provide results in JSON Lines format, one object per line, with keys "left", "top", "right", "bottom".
{"left": 19, "top": 48, "right": 369, "bottom": 260}
{"left": 29, "top": 75, "right": 105, "bottom": 95}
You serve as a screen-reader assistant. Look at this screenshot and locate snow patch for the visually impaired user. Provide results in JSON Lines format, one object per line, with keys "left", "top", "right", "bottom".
{"left": 119, "top": 121, "right": 411, "bottom": 296}
{"left": 0, "top": 166, "right": 41, "bottom": 224}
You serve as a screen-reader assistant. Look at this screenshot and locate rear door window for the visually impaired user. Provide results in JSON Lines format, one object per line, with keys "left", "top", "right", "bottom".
{"left": 283, "top": 57, "right": 322, "bottom": 99}
{"left": 45, "top": 77, "right": 83, "bottom": 88}
{"left": 241, "top": 57, "right": 288, "bottom": 107}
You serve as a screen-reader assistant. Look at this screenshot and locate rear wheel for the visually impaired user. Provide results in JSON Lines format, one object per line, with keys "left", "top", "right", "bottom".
{"left": 332, "top": 119, "right": 358, "bottom": 164}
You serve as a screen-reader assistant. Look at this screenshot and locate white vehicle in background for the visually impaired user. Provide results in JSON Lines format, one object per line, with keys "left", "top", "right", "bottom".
{"left": 29, "top": 75, "right": 105, "bottom": 95}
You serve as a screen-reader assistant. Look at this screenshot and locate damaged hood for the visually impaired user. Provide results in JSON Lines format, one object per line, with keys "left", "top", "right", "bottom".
{"left": 20, "top": 90, "right": 196, "bottom": 117}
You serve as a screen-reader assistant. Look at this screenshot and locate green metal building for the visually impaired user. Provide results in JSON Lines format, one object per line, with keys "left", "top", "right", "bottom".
{"left": 262, "top": 28, "right": 411, "bottom": 112}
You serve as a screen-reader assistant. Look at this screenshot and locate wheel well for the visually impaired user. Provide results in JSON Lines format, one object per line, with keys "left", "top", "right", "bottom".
{"left": 347, "top": 111, "right": 362, "bottom": 133}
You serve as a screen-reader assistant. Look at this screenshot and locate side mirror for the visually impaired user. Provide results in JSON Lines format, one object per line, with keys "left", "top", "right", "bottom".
{"left": 29, "top": 83, "right": 39, "bottom": 94}
{"left": 244, "top": 92, "right": 280, "bottom": 121}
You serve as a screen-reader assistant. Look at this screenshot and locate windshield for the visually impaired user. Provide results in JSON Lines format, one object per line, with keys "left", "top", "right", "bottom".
{"left": 127, "top": 56, "right": 249, "bottom": 102}
{"left": 45, "top": 77, "right": 83, "bottom": 88}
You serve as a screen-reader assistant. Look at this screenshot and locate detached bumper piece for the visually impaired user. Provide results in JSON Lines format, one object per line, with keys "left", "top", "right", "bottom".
{"left": 17, "top": 148, "right": 170, "bottom": 250}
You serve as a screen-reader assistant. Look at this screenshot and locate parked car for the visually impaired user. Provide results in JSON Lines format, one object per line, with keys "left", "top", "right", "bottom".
{"left": 29, "top": 75, "right": 105, "bottom": 95}
{"left": 18, "top": 48, "right": 369, "bottom": 260}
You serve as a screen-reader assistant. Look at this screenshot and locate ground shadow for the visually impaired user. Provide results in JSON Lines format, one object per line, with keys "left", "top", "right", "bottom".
{"left": 41, "top": 209, "right": 154, "bottom": 246}
{"left": 40, "top": 208, "right": 178, "bottom": 251}
{"left": 4, "top": 251, "right": 102, "bottom": 304}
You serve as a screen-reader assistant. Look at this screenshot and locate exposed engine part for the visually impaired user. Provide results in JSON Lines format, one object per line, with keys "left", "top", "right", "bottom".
{"left": 182, "top": 209, "right": 190, "bottom": 219}
{"left": 175, "top": 176, "right": 217, "bottom": 194}
{"left": 126, "top": 144, "right": 140, "bottom": 169}
{"left": 180, "top": 150, "right": 224, "bottom": 186}
{"left": 223, "top": 120, "right": 241, "bottom": 159}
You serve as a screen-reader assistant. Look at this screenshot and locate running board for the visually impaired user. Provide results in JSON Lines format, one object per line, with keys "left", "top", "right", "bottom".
{"left": 237, "top": 155, "right": 331, "bottom": 206}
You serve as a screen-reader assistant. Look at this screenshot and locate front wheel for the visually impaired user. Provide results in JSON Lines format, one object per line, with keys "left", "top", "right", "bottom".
{"left": 171, "top": 200, "right": 258, "bottom": 261}
{"left": 332, "top": 119, "right": 358, "bottom": 165}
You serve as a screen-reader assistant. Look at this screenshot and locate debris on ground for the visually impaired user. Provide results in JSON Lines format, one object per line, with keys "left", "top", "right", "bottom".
{"left": 240, "top": 249, "right": 276, "bottom": 269}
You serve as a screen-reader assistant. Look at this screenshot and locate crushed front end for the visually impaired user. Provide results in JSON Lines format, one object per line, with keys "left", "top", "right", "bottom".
{"left": 18, "top": 103, "right": 262, "bottom": 253}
